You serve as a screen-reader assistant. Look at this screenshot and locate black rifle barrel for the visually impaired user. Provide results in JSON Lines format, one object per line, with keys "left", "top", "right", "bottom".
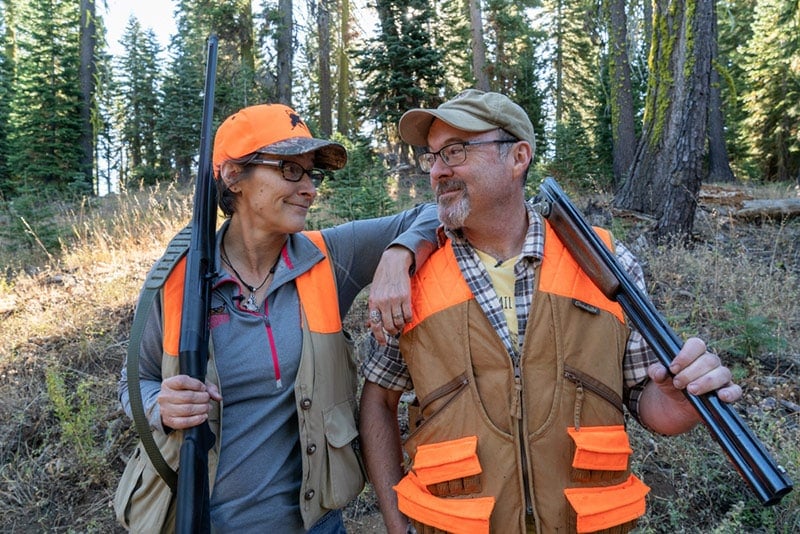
{"left": 539, "top": 177, "right": 792, "bottom": 506}
{"left": 175, "top": 34, "right": 219, "bottom": 534}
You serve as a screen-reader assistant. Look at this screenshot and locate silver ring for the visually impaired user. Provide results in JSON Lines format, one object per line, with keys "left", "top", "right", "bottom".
{"left": 392, "top": 313, "right": 404, "bottom": 319}
{"left": 369, "top": 309, "right": 382, "bottom": 323}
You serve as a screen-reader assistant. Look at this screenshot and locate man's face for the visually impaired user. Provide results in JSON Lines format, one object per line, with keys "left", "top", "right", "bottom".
{"left": 426, "top": 120, "right": 512, "bottom": 230}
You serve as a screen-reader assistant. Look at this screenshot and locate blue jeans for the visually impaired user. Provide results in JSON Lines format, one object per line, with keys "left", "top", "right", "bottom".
{"left": 307, "top": 509, "right": 346, "bottom": 534}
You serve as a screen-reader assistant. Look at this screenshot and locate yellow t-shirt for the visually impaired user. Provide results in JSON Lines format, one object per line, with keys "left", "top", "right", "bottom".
{"left": 475, "top": 249, "right": 519, "bottom": 346}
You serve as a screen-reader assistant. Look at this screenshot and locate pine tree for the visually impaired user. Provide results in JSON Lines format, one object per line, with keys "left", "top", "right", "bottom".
{"left": 739, "top": 0, "right": 800, "bottom": 182}
{"left": 93, "top": 9, "right": 118, "bottom": 195}
{"left": 9, "top": 0, "right": 85, "bottom": 194}
{"left": 115, "top": 18, "right": 164, "bottom": 187}
{"left": 159, "top": 32, "right": 205, "bottom": 184}
{"left": 354, "top": 0, "right": 445, "bottom": 161}
{"left": 0, "top": 2, "right": 15, "bottom": 195}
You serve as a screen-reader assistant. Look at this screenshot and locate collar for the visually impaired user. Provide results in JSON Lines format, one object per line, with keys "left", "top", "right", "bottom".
{"left": 439, "top": 201, "right": 546, "bottom": 265}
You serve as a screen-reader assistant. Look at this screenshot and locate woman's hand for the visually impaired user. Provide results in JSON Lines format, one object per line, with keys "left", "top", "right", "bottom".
{"left": 158, "top": 375, "right": 222, "bottom": 430}
{"left": 368, "top": 246, "right": 415, "bottom": 345}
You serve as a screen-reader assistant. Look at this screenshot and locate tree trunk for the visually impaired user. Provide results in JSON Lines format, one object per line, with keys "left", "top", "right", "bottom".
{"left": 614, "top": 0, "right": 715, "bottom": 242}
{"left": 277, "top": 0, "right": 294, "bottom": 106}
{"left": 607, "top": 0, "right": 637, "bottom": 187}
{"left": 336, "top": 0, "right": 350, "bottom": 135}
{"left": 707, "top": 0, "right": 735, "bottom": 183}
{"left": 468, "top": 0, "right": 489, "bottom": 91}
{"left": 79, "top": 0, "right": 96, "bottom": 191}
{"left": 239, "top": 0, "right": 256, "bottom": 105}
{"left": 317, "top": 0, "right": 332, "bottom": 136}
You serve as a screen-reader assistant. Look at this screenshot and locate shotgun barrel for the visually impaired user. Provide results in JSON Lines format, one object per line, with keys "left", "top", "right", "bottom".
{"left": 175, "top": 34, "right": 219, "bottom": 534}
{"left": 538, "top": 177, "right": 792, "bottom": 506}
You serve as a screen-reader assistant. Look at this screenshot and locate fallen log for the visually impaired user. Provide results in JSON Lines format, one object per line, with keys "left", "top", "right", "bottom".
{"left": 731, "top": 198, "right": 800, "bottom": 222}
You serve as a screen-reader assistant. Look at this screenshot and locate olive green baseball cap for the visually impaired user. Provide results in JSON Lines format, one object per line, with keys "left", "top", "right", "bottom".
{"left": 398, "top": 89, "right": 536, "bottom": 149}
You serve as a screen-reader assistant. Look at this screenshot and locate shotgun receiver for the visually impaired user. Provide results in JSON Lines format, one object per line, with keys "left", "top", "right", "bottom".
{"left": 537, "top": 177, "right": 793, "bottom": 506}
{"left": 176, "top": 35, "right": 219, "bottom": 533}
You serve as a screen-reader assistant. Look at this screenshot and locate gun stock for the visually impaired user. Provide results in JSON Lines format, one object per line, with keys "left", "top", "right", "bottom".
{"left": 175, "top": 35, "right": 219, "bottom": 534}
{"left": 538, "top": 177, "right": 793, "bottom": 506}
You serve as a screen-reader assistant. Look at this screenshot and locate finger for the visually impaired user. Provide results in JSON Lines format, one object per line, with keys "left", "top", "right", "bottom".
{"left": 368, "top": 307, "right": 383, "bottom": 326}
{"left": 205, "top": 382, "right": 223, "bottom": 401}
{"left": 402, "top": 300, "right": 412, "bottom": 322}
{"left": 669, "top": 337, "right": 707, "bottom": 375}
{"left": 647, "top": 362, "right": 670, "bottom": 384}
{"left": 162, "top": 374, "right": 207, "bottom": 394}
{"left": 386, "top": 308, "right": 406, "bottom": 334}
{"left": 682, "top": 364, "right": 732, "bottom": 396}
{"left": 370, "top": 319, "right": 388, "bottom": 345}
{"left": 164, "top": 412, "right": 209, "bottom": 430}
{"left": 716, "top": 382, "right": 743, "bottom": 403}
{"left": 672, "top": 352, "right": 723, "bottom": 391}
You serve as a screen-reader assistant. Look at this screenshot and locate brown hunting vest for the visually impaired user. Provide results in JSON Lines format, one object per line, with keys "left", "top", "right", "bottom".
{"left": 398, "top": 221, "right": 649, "bottom": 533}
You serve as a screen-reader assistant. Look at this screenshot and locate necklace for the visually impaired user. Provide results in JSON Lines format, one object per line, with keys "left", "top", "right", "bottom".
{"left": 221, "top": 242, "right": 281, "bottom": 311}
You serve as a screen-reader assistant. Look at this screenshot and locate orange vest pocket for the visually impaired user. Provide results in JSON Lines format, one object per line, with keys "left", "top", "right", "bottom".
{"left": 564, "top": 474, "right": 650, "bottom": 533}
{"left": 394, "top": 471, "right": 495, "bottom": 534}
{"left": 568, "top": 425, "right": 632, "bottom": 471}
{"left": 412, "top": 436, "right": 481, "bottom": 486}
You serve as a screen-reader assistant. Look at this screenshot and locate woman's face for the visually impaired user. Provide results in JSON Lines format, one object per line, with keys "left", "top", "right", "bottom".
{"left": 227, "top": 152, "right": 318, "bottom": 235}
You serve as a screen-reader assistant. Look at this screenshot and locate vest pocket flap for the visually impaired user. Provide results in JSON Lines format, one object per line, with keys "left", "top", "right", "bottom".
{"left": 394, "top": 471, "right": 494, "bottom": 533}
{"left": 323, "top": 399, "right": 358, "bottom": 448}
{"left": 568, "top": 425, "right": 632, "bottom": 471}
{"left": 412, "top": 436, "right": 481, "bottom": 486}
{"left": 564, "top": 474, "right": 650, "bottom": 533}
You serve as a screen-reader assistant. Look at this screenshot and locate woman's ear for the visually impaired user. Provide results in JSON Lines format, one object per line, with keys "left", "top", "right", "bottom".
{"left": 220, "top": 161, "right": 244, "bottom": 189}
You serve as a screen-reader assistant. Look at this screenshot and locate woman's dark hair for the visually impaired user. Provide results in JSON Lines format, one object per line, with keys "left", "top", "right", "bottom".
{"left": 215, "top": 153, "right": 259, "bottom": 217}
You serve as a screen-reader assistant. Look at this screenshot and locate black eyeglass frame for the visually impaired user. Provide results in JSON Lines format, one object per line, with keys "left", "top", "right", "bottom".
{"left": 417, "top": 139, "right": 518, "bottom": 173}
{"left": 247, "top": 158, "right": 328, "bottom": 184}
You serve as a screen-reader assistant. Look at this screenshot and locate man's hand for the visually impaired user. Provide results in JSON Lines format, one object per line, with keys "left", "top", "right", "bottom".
{"left": 158, "top": 375, "right": 222, "bottom": 430}
{"left": 368, "top": 246, "right": 414, "bottom": 345}
{"left": 640, "top": 337, "right": 742, "bottom": 435}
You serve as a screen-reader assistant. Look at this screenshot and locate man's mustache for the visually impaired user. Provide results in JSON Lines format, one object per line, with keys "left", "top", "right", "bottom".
{"left": 436, "top": 180, "right": 465, "bottom": 199}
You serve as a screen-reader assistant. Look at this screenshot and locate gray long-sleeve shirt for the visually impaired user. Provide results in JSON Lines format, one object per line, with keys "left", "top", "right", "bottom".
{"left": 119, "top": 203, "right": 438, "bottom": 532}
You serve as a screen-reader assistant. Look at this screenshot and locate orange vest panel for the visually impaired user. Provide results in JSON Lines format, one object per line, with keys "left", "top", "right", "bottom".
{"left": 162, "top": 231, "right": 340, "bottom": 356}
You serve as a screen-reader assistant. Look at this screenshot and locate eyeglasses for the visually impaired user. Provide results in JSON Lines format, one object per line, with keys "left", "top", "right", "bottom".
{"left": 248, "top": 158, "right": 327, "bottom": 185}
{"left": 417, "top": 139, "right": 518, "bottom": 173}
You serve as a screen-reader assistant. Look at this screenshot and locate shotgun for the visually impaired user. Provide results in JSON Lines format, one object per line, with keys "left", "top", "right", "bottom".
{"left": 536, "top": 177, "right": 793, "bottom": 506}
{"left": 176, "top": 34, "right": 219, "bottom": 533}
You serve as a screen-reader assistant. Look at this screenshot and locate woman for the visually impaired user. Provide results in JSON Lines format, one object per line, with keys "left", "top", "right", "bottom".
{"left": 118, "top": 103, "right": 438, "bottom": 533}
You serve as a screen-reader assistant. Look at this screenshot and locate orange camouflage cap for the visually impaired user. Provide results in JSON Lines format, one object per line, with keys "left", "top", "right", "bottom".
{"left": 212, "top": 103, "right": 347, "bottom": 177}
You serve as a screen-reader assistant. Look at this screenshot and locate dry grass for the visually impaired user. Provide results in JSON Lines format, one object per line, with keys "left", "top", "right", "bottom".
{"left": 0, "top": 180, "right": 797, "bottom": 533}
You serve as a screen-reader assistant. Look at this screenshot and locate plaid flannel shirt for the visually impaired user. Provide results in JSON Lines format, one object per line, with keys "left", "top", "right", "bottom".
{"left": 361, "top": 203, "right": 656, "bottom": 420}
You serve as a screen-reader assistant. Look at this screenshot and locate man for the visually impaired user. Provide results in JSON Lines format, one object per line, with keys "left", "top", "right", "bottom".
{"left": 359, "top": 90, "right": 742, "bottom": 533}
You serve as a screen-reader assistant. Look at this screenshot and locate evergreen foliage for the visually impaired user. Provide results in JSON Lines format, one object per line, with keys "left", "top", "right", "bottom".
{"left": 0, "top": 0, "right": 796, "bottom": 207}
{"left": 159, "top": 33, "right": 205, "bottom": 184}
{"left": 353, "top": 0, "right": 445, "bottom": 150}
{"left": 0, "top": 5, "right": 13, "bottom": 195}
{"left": 312, "top": 134, "right": 394, "bottom": 225}
{"left": 115, "top": 19, "right": 164, "bottom": 187}
{"left": 8, "top": 0, "right": 86, "bottom": 195}
{"left": 739, "top": 0, "right": 800, "bottom": 182}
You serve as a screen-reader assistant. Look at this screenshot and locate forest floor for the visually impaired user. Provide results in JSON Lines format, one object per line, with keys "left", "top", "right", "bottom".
{"left": 0, "top": 179, "right": 797, "bottom": 533}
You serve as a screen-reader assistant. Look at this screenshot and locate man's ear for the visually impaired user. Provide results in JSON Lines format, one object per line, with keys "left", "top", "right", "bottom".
{"left": 511, "top": 141, "right": 533, "bottom": 176}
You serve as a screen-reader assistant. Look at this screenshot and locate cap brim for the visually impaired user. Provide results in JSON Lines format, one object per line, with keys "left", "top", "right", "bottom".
{"left": 257, "top": 137, "right": 347, "bottom": 170}
{"left": 399, "top": 109, "right": 498, "bottom": 146}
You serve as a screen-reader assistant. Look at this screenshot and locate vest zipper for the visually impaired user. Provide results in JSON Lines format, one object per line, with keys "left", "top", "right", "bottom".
{"left": 514, "top": 361, "right": 534, "bottom": 518}
{"left": 563, "top": 366, "right": 623, "bottom": 414}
